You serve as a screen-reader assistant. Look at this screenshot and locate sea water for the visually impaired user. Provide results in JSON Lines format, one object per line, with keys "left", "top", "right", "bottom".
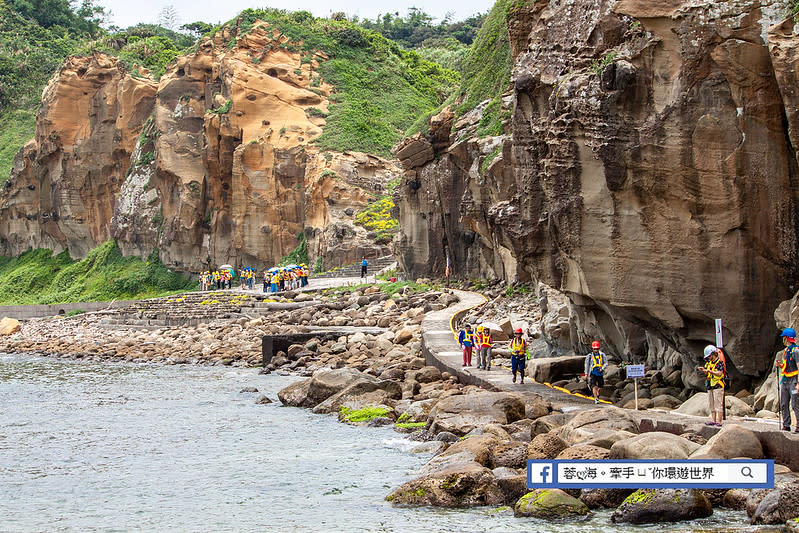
{"left": 0, "top": 354, "right": 764, "bottom": 532}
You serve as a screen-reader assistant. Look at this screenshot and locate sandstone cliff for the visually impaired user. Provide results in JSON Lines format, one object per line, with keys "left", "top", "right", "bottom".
{"left": 0, "top": 21, "right": 399, "bottom": 270}
{"left": 394, "top": 0, "right": 799, "bottom": 387}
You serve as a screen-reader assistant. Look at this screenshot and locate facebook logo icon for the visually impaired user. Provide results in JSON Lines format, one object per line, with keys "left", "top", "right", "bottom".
{"left": 528, "top": 461, "right": 556, "bottom": 488}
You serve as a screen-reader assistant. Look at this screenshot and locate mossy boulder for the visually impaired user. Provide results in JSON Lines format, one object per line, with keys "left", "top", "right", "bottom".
{"left": 611, "top": 489, "right": 712, "bottom": 524}
{"left": 514, "top": 489, "right": 590, "bottom": 518}
{"left": 338, "top": 405, "right": 392, "bottom": 424}
{"left": 386, "top": 463, "right": 504, "bottom": 507}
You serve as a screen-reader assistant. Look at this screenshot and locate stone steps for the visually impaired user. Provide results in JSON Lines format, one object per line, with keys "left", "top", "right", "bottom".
{"left": 314, "top": 256, "right": 396, "bottom": 279}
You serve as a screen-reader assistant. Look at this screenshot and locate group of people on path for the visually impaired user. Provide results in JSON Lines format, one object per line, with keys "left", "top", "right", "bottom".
{"left": 200, "top": 270, "right": 233, "bottom": 290}
{"left": 458, "top": 324, "right": 531, "bottom": 383}
{"left": 199, "top": 264, "right": 309, "bottom": 293}
{"left": 263, "top": 265, "right": 309, "bottom": 293}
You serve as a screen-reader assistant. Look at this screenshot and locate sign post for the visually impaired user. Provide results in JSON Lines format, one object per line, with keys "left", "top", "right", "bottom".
{"left": 715, "top": 319, "right": 724, "bottom": 348}
{"left": 626, "top": 364, "right": 646, "bottom": 410}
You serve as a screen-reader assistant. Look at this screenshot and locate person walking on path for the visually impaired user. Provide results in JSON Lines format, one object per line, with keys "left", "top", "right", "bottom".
{"left": 697, "top": 345, "right": 726, "bottom": 427}
{"left": 584, "top": 341, "right": 607, "bottom": 404}
{"left": 476, "top": 326, "right": 493, "bottom": 370}
{"left": 458, "top": 324, "right": 474, "bottom": 367}
{"left": 361, "top": 257, "right": 368, "bottom": 278}
{"left": 510, "top": 328, "right": 530, "bottom": 383}
{"left": 775, "top": 328, "right": 799, "bottom": 431}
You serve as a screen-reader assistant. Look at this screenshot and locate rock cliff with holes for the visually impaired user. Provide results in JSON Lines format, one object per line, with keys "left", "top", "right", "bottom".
{"left": 0, "top": 21, "right": 398, "bottom": 271}
{"left": 393, "top": 0, "right": 799, "bottom": 389}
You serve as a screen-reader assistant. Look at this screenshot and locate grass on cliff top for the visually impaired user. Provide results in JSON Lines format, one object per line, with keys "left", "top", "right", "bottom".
{"left": 406, "top": 0, "right": 514, "bottom": 138}
{"left": 0, "top": 108, "right": 36, "bottom": 185}
{"left": 219, "top": 9, "right": 459, "bottom": 157}
{"left": 0, "top": 240, "right": 197, "bottom": 305}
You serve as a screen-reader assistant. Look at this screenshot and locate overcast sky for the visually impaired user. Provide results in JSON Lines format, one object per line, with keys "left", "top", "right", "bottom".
{"left": 99, "top": 1, "right": 495, "bottom": 30}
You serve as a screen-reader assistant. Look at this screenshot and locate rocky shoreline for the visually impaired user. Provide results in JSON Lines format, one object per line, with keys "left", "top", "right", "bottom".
{"left": 2, "top": 284, "right": 798, "bottom": 529}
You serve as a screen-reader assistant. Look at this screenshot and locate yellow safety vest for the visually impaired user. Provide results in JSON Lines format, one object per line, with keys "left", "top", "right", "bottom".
{"left": 481, "top": 333, "right": 492, "bottom": 346}
{"left": 590, "top": 353, "right": 604, "bottom": 370}
{"left": 780, "top": 348, "right": 799, "bottom": 378}
{"left": 463, "top": 331, "right": 473, "bottom": 343}
{"left": 705, "top": 359, "right": 725, "bottom": 389}
{"left": 510, "top": 337, "right": 526, "bottom": 355}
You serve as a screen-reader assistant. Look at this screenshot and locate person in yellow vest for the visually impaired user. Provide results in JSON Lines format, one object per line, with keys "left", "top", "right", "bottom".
{"left": 476, "top": 326, "right": 493, "bottom": 370}
{"left": 697, "top": 345, "right": 726, "bottom": 427}
{"left": 775, "top": 328, "right": 799, "bottom": 432}
{"left": 510, "top": 328, "right": 530, "bottom": 383}
{"left": 458, "top": 324, "right": 474, "bottom": 367}
{"left": 584, "top": 341, "right": 607, "bottom": 404}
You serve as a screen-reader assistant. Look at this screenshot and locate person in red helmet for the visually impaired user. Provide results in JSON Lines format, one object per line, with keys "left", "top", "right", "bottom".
{"left": 584, "top": 340, "right": 607, "bottom": 404}
{"left": 510, "top": 328, "right": 530, "bottom": 383}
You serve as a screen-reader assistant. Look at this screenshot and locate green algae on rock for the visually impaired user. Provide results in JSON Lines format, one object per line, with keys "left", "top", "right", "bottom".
{"left": 386, "top": 463, "right": 504, "bottom": 507}
{"left": 338, "top": 406, "right": 391, "bottom": 424}
{"left": 513, "top": 489, "right": 590, "bottom": 518}
{"left": 611, "top": 489, "right": 712, "bottom": 524}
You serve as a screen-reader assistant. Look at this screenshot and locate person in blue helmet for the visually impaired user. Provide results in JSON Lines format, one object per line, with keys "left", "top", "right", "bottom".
{"left": 776, "top": 328, "right": 799, "bottom": 431}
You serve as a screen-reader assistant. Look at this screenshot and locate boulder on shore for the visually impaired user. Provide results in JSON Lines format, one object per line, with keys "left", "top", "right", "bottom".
{"left": 278, "top": 367, "right": 370, "bottom": 408}
{"left": 0, "top": 317, "right": 21, "bottom": 336}
{"left": 514, "top": 489, "right": 590, "bottom": 518}
{"left": 386, "top": 463, "right": 504, "bottom": 507}
{"left": 427, "top": 392, "right": 526, "bottom": 436}
{"left": 689, "top": 424, "right": 763, "bottom": 460}
{"left": 609, "top": 432, "right": 701, "bottom": 460}
{"left": 611, "top": 489, "right": 712, "bottom": 524}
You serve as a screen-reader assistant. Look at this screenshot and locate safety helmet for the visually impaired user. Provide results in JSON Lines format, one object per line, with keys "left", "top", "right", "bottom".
{"left": 781, "top": 327, "right": 796, "bottom": 339}
{"left": 515, "top": 328, "right": 523, "bottom": 334}
{"left": 476, "top": 326, "right": 484, "bottom": 332}
{"left": 703, "top": 345, "right": 717, "bottom": 359}
{"left": 591, "top": 341, "right": 600, "bottom": 350}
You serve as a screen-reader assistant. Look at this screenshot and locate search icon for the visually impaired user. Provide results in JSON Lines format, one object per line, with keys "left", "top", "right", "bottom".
{"left": 741, "top": 466, "right": 754, "bottom": 478}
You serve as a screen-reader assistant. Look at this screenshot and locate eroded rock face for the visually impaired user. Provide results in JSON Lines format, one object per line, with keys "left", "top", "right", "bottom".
{"left": 1, "top": 22, "right": 400, "bottom": 270}
{"left": 393, "top": 0, "right": 799, "bottom": 383}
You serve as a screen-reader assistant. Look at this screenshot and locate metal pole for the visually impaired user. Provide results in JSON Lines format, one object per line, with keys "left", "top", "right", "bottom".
{"left": 634, "top": 378, "right": 639, "bottom": 410}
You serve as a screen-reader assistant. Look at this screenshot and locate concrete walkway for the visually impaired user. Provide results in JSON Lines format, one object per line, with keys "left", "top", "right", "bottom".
{"left": 422, "top": 289, "right": 799, "bottom": 470}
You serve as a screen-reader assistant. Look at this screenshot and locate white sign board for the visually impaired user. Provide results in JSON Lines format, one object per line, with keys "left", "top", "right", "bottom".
{"left": 626, "top": 364, "right": 645, "bottom": 379}
{"left": 715, "top": 318, "right": 723, "bottom": 348}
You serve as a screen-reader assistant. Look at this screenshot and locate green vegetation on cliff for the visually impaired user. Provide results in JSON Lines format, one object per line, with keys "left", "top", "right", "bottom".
{"left": 0, "top": 0, "right": 89, "bottom": 182}
{"left": 455, "top": 0, "right": 514, "bottom": 136}
{"left": 225, "top": 9, "right": 459, "bottom": 157}
{"left": 0, "top": 240, "right": 196, "bottom": 305}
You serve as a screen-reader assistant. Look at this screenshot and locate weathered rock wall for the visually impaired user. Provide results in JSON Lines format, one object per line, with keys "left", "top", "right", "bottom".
{"left": 0, "top": 22, "right": 400, "bottom": 271}
{"left": 394, "top": 0, "right": 799, "bottom": 386}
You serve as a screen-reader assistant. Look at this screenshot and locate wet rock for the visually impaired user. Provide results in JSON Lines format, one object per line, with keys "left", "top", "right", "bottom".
{"left": 580, "top": 488, "right": 635, "bottom": 509}
{"left": 255, "top": 394, "right": 273, "bottom": 404}
{"left": 435, "top": 431, "right": 459, "bottom": 443}
{"left": 386, "top": 463, "right": 504, "bottom": 507}
{"left": 514, "top": 489, "right": 590, "bottom": 518}
{"left": 611, "top": 489, "right": 712, "bottom": 524}
{"left": 421, "top": 435, "right": 498, "bottom": 473}
{"left": 240, "top": 386, "right": 259, "bottom": 393}
{"left": 722, "top": 488, "right": 749, "bottom": 510}
{"left": 609, "top": 432, "right": 701, "bottom": 460}
{"left": 748, "top": 479, "right": 799, "bottom": 525}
